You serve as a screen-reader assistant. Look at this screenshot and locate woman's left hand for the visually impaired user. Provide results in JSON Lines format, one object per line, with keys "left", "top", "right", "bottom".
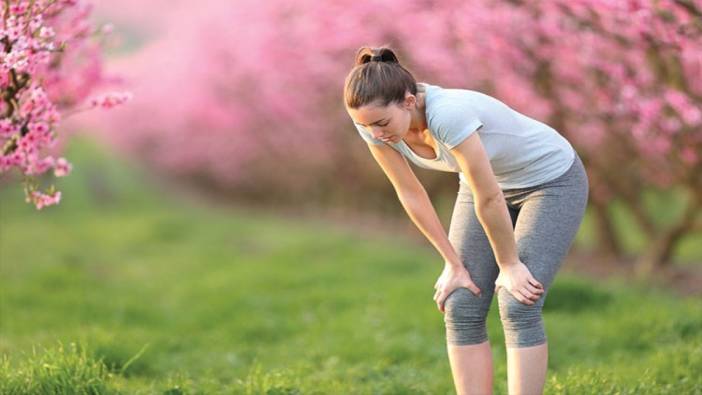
{"left": 494, "top": 260, "right": 544, "bottom": 305}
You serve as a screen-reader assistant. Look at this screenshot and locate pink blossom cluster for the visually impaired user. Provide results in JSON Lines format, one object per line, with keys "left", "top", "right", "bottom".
{"left": 27, "top": 189, "right": 60, "bottom": 209}
{"left": 1, "top": 0, "right": 130, "bottom": 209}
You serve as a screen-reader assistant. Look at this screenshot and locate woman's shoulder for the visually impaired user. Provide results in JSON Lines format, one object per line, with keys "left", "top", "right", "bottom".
{"left": 419, "top": 84, "right": 484, "bottom": 147}
{"left": 422, "top": 82, "right": 493, "bottom": 110}
{"left": 422, "top": 84, "right": 481, "bottom": 120}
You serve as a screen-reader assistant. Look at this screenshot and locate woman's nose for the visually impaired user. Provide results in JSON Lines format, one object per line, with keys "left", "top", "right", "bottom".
{"left": 369, "top": 126, "right": 384, "bottom": 138}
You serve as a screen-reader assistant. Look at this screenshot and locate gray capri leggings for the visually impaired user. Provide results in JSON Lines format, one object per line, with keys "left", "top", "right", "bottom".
{"left": 444, "top": 153, "right": 589, "bottom": 348}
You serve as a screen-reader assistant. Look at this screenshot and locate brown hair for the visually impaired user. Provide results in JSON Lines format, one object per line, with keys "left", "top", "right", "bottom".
{"left": 343, "top": 46, "right": 418, "bottom": 109}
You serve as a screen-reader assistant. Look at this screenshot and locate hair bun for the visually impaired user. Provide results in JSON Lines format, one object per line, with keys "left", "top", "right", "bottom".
{"left": 354, "top": 46, "right": 400, "bottom": 66}
{"left": 345, "top": 46, "right": 417, "bottom": 109}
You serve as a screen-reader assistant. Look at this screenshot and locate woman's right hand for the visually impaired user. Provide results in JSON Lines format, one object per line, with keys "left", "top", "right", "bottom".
{"left": 433, "top": 263, "right": 482, "bottom": 313}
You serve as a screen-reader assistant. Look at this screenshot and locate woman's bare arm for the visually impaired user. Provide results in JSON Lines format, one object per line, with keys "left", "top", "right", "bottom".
{"left": 449, "top": 132, "right": 519, "bottom": 268}
{"left": 366, "top": 143, "right": 465, "bottom": 270}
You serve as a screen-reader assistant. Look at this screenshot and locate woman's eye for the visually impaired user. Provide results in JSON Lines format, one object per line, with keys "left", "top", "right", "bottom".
{"left": 378, "top": 123, "right": 389, "bottom": 127}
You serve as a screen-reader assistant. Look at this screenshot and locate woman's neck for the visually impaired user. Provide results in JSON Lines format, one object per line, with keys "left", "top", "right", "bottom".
{"left": 409, "top": 90, "right": 428, "bottom": 132}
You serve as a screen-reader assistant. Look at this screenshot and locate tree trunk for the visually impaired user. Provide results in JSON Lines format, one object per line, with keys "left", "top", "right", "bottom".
{"left": 591, "top": 197, "right": 623, "bottom": 257}
{"left": 636, "top": 195, "right": 702, "bottom": 278}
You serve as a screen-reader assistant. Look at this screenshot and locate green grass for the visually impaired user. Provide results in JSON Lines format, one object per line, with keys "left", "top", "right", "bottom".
{"left": 0, "top": 342, "right": 113, "bottom": 394}
{"left": 0, "top": 137, "right": 700, "bottom": 394}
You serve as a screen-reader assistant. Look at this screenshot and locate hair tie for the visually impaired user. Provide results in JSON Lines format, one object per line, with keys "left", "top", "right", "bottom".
{"left": 370, "top": 55, "right": 383, "bottom": 62}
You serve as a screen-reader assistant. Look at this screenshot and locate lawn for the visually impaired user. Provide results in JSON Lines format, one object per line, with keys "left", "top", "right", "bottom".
{"left": 0, "top": 138, "right": 700, "bottom": 394}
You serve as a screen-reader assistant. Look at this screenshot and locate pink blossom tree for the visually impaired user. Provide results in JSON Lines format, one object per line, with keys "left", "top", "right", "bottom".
{"left": 0, "top": 0, "right": 130, "bottom": 209}
{"left": 93, "top": 0, "right": 700, "bottom": 269}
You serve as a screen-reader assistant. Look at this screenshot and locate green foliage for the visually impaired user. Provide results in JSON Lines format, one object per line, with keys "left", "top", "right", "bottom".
{"left": 0, "top": 138, "right": 700, "bottom": 393}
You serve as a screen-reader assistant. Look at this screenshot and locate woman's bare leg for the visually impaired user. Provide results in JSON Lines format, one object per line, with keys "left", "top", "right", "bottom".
{"left": 447, "top": 340, "right": 494, "bottom": 395}
{"left": 506, "top": 342, "right": 548, "bottom": 395}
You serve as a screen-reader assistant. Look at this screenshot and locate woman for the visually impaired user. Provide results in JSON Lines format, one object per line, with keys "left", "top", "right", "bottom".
{"left": 343, "top": 47, "right": 589, "bottom": 395}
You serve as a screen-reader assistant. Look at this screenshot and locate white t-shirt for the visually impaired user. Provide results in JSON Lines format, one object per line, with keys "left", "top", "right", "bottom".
{"left": 354, "top": 82, "right": 575, "bottom": 189}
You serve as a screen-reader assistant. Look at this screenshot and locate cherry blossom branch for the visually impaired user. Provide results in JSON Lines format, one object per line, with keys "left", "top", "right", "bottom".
{"left": 1, "top": 0, "right": 130, "bottom": 209}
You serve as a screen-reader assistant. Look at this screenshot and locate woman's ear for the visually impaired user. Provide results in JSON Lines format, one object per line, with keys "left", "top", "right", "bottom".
{"left": 403, "top": 93, "right": 416, "bottom": 109}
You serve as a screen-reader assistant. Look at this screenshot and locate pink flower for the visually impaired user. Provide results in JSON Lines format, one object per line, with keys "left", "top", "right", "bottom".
{"left": 54, "top": 157, "right": 72, "bottom": 177}
{"left": 0, "top": 119, "right": 17, "bottom": 138}
{"left": 9, "top": 4, "right": 27, "bottom": 15}
{"left": 29, "top": 122, "right": 49, "bottom": 134}
{"left": 39, "top": 26, "right": 54, "bottom": 39}
{"left": 28, "top": 190, "right": 62, "bottom": 210}
{"left": 25, "top": 155, "right": 55, "bottom": 175}
{"left": 0, "top": 155, "right": 16, "bottom": 172}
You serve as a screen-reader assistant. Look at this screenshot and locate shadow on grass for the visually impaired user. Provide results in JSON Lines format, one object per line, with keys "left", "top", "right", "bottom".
{"left": 544, "top": 279, "right": 612, "bottom": 313}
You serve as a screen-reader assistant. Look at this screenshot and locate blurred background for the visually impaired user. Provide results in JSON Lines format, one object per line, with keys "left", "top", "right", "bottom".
{"left": 1, "top": 1, "right": 701, "bottom": 393}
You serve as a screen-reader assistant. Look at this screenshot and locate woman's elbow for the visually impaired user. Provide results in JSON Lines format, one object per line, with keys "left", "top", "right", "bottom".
{"left": 476, "top": 190, "right": 505, "bottom": 208}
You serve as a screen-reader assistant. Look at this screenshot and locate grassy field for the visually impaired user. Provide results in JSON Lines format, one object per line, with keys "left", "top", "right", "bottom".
{"left": 0, "top": 138, "right": 700, "bottom": 394}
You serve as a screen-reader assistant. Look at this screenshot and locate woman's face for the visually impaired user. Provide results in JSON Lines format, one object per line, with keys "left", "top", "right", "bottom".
{"left": 347, "top": 96, "right": 414, "bottom": 144}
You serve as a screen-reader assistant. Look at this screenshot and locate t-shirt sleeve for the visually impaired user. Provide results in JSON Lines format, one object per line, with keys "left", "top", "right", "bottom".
{"left": 429, "top": 104, "right": 484, "bottom": 150}
{"left": 354, "top": 123, "right": 384, "bottom": 145}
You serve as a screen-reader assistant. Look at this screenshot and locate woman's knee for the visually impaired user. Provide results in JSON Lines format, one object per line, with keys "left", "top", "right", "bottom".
{"left": 497, "top": 287, "right": 547, "bottom": 347}
{"left": 444, "top": 287, "right": 491, "bottom": 345}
